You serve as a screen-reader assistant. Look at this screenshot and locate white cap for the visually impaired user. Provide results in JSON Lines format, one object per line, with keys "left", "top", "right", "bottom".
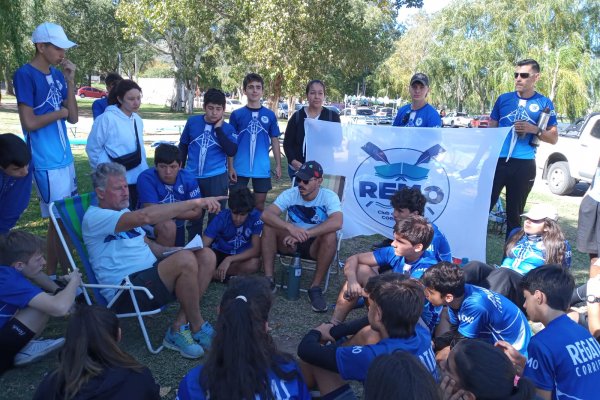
{"left": 32, "top": 22, "right": 76, "bottom": 49}
{"left": 521, "top": 204, "right": 558, "bottom": 221}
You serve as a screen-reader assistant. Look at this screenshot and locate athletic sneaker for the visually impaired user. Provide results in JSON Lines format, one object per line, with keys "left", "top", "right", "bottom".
{"left": 192, "top": 321, "right": 215, "bottom": 350}
{"left": 14, "top": 338, "right": 65, "bottom": 366}
{"left": 163, "top": 324, "right": 204, "bottom": 359}
{"left": 308, "top": 287, "right": 328, "bottom": 313}
{"left": 268, "top": 277, "right": 277, "bottom": 294}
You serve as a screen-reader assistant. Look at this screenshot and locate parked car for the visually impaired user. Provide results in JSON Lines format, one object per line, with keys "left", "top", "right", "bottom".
{"left": 375, "top": 107, "right": 394, "bottom": 124}
{"left": 278, "top": 102, "right": 289, "bottom": 119}
{"left": 442, "top": 112, "right": 471, "bottom": 127}
{"left": 77, "top": 86, "right": 107, "bottom": 99}
{"left": 469, "top": 115, "right": 481, "bottom": 128}
{"left": 324, "top": 105, "right": 341, "bottom": 115}
{"left": 536, "top": 112, "right": 600, "bottom": 195}
{"left": 478, "top": 115, "right": 491, "bottom": 128}
{"left": 340, "top": 107, "right": 378, "bottom": 125}
{"left": 226, "top": 99, "right": 243, "bottom": 112}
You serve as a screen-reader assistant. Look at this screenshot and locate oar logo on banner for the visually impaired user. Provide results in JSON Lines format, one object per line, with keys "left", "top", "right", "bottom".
{"left": 353, "top": 142, "right": 450, "bottom": 228}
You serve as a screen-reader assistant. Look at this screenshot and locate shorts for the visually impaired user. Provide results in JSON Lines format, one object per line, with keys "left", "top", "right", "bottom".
{"left": 281, "top": 237, "right": 316, "bottom": 260}
{"left": 197, "top": 172, "right": 229, "bottom": 199}
{"left": 213, "top": 249, "right": 231, "bottom": 266}
{"left": 0, "top": 318, "right": 34, "bottom": 374}
{"left": 33, "top": 163, "right": 78, "bottom": 218}
{"left": 110, "top": 265, "right": 175, "bottom": 314}
{"left": 577, "top": 195, "right": 600, "bottom": 255}
{"left": 230, "top": 176, "right": 272, "bottom": 193}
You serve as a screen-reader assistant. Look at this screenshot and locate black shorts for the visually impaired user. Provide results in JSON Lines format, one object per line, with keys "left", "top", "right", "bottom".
{"left": 281, "top": 237, "right": 316, "bottom": 260}
{"left": 577, "top": 195, "right": 600, "bottom": 255}
{"left": 111, "top": 265, "right": 175, "bottom": 314}
{"left": 0, "top": 318, "right": 34, "bottom": 375}
{"left": 213, "top": 249, "right": 231, "bottom": 266}
{"left": 230, "top": 176, "right": 272, "bottom": 193}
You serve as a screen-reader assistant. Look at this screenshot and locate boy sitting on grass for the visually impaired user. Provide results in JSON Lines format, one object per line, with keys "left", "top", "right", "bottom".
{"left": 0, "top": 231, "right": 81, "bottom": 374}
{"left": 521, "top": 264, "right": 600, "bottom": 400}
{"left": 297, "top": 273, "right": 438, "bottom": 399}
{"left": 202, "top": 187, "right": 263, "bottom": 282}
{"left": 330, "top": 215, "right": 436, "bottom": 325}
{"left": 421, "top": 262, "right": 531, "bottom": 362}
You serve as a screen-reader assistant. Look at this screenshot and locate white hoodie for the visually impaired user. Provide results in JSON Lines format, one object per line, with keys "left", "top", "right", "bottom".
{"left": 86, "top": 104, "right": 148, "bottom": 184}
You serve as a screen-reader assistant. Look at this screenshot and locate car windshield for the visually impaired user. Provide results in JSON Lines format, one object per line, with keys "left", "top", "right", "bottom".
{"left": 356, "top": 108, "right": 374, "bottom": 116}
{"left": 229, "top": 99, "right": 241, "bottom": 105}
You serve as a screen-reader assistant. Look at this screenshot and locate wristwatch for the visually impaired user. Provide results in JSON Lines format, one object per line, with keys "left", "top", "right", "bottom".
{"left": 587, "top": 294, "right": 600, "bottom": 303}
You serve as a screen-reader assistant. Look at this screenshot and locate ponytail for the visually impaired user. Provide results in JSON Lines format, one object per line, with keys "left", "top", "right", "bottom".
{"left": 201, "top": 276, "right": 295, "bottom": 400}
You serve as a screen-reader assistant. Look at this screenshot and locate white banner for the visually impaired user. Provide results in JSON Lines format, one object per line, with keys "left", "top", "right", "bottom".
{"left": 305, "top": 120, "right": 510, "bottom": 261}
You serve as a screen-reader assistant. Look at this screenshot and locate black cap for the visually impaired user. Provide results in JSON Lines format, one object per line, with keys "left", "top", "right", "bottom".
{"left": 410, "top": 73, "right": 429, "bottom": 86}
{"left": 295, "top": 161, "right": 323, "bottom": 180}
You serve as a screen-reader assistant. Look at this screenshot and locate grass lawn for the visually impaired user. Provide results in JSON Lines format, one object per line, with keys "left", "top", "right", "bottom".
{"left": 0, "top": 101, "right": 591, "bottom": 399}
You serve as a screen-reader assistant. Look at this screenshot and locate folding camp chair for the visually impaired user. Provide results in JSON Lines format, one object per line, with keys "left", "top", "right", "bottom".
{"left": 489, "top": 197, "right": 507, "bottom": 235}
{"left": 278, "top": 174, "right": 346, "bottom": 293}
{"left": 49, "top": 192, "right": 164, "bottom": 354}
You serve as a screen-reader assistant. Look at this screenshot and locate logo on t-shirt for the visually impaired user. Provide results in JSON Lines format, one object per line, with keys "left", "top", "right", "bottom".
{"left": 261, "top": 115, "right": 269, "bottom": 124}
{"left": 416, "top": 117, "right": 423, "bottom": 126}
{"left": 353, "top": 142, "right": 449, "bottom": 227}
{"left": 529, "top": 104, "right": 540, "bottom": 113}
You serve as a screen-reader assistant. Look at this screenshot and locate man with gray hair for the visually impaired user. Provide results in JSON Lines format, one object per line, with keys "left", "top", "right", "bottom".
{"left": 82, "top": 162, "right": 225, "bottom": 359}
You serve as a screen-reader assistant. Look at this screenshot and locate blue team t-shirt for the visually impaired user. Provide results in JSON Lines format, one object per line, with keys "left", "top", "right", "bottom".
{"left": 137, "top": 168, "right": 201, "bottom": 205}
{"left": 92, "top": 97, "right": 109, "bottom": 119}
{"left": 524, "top": 314, "right": 600, "bottom": 399}
{"left": 177, "top": 360, "right": 310, "bottom": 400}
{"left": 431, "top": 224, "right": 452, "bottom": 262}
{"left": 372, "top": 247, "right": 437, "bottom": 278}
{"left": 273, "top": 187, "right": 341, "bottom": 230}
{"left": 204, "top": 209, "right": 263, "bottom": 255}
{"left": 179, "top": 116, "right": 238, "bottom": 178}
{"left": 13, "top": 64, "right": 74, "bottom": 170}
{"left": 393, "top": 103, "right": 442, "bottom": 127}
{"left": 501, "top": 233, "right": 571, "bottom": 275}
{"left": 0, "top": 168, "right": 33, "bottom": 234}
{"left": 0, "top": 266, "right": 42, "bottom": 328}
{"left": 448, "top": 284, "right": 531, "bottom": 355}
{"left": 336, "top": 324, "right": 438, "bottom": 382}
{"left": 229, "top": 106, "right": 280, "bottom": 178}
{"left": 491, "top": 91, "right": 557, "bottom": 159}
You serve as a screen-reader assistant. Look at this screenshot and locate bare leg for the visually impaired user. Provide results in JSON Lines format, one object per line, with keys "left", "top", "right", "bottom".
{"left": 46, "top": 221, "right": 69, "bottom": 276}
{"left": 227, "top": 257, "right": 261, "bottom": 275}
{"left": 330, "top": 264, "right": 378, "bottom": 324}
{"left": 590, "top": 254, "right": 599, "bottom": 278}
{"left": 299, "top": 360, "right": 348, "bottom": 396}
{"left": 154, "top": 220, "right": 177, "bottom": 247}
{"left": 14, "top": 308, "right": 49, "bottom": 335}
{"left": 309, "top": 232, "right": 337, "bottom": 288}
{"left": 254, "top": 192, "right": 268, "bottom": 212}
{"left": 157, "top": 250, "right": 202, "bottom": 332}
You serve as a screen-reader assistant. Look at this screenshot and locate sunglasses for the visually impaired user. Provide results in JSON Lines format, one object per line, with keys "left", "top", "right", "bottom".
{"left": 298, "top": 178, "right": 315, "bottom": 185}
{"left": 514, "top": 72, "right": 533, "bottom": 79}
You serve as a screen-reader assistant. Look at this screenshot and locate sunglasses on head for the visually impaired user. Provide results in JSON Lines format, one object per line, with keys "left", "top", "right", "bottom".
{"left": 514, "top": 72, "right": 532, "bottom": 79}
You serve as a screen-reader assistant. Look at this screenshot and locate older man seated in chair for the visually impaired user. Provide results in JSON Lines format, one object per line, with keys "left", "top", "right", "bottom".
{"left": 82, "top": 162, "right": 223, "bottom": 359}
{"left": 261, "top": 160, "right": 343, "bottom": 313}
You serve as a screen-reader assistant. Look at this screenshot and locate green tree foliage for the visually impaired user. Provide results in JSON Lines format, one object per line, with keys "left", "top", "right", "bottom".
{"left": 376, "top": 0, "right": 600, "bottom": 119}
{"left": 46, "top": 0, "right": 137, "bottom": 85}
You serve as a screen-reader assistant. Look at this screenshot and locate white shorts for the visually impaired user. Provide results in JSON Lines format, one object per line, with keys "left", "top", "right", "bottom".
{"left": 33, "top": 163, "right": 78, "bottom": 218}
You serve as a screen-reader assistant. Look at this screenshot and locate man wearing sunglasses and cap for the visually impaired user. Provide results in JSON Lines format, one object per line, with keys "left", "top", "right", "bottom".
{"left": 13, "top": 22, "right": 79, "bottom": 279}
{"left": 261, "top": 161, "right": 343, "bottom": 312}
{"left": 489, "top": 59, "right": 558, "bottom": 238}
{"left": 392, "top": 73, "right": 441, "bottom": 128}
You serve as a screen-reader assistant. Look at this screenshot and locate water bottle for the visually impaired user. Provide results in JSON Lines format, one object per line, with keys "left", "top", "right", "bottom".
{"left": 531, "top": 107, "right": 550, "bottom": 147}
{"left": 287, "top": 253, "right": 302, "bottom": 300}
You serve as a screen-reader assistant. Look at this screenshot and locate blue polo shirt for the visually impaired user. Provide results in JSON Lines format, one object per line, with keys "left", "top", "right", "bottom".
{"left": 393, "top": 103, "right": 441, "bottom": 127}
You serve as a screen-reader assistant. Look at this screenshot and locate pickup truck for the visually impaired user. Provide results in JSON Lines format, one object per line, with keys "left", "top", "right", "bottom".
{"left": 536, "top": 112, "right": 600, "bottom": 195}
{"left": 442, "top": 112, "right": 471, "bottom": 128}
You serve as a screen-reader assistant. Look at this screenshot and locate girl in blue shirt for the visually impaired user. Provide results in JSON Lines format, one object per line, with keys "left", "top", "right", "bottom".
{"left": 178, "top": 276, "right": 309, "bottom": 400}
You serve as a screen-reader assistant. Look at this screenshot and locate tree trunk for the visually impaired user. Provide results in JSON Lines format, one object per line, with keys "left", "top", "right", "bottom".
{"left": 4, "top": 67, "right": 15, "bottom": 95}
{"left": 270, "top": 72, "right": 283, "bottom": 113}
{"left": 549, "top": 53, "right": 560, "bottom": 101}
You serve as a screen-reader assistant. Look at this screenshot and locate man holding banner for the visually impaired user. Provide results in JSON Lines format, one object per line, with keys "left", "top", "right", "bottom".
{"left": 392, "top": 73, "right": 441, "bottom": 128}
{"left": 489, "top": 59, "right": 558, "bottom": 237}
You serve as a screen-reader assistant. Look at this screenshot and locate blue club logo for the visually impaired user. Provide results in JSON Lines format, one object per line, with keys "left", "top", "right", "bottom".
{"left": 352, "top": 142, "right": 450, "bottom": 227}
